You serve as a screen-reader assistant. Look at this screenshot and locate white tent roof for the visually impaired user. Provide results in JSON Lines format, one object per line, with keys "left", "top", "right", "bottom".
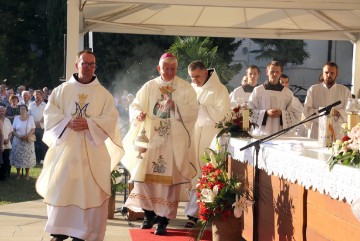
{"left": 67, "top": 0, "right": 360, "bottom": 94}
{"left": 80, "top": 0, "right": 360, "bottom": 41}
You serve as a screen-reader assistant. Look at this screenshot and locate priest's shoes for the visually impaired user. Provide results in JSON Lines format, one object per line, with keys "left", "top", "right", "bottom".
{"left": 154, "top": 223, "right": 167, "bottom": 235}
{"left": 140, "top": 215, "right": 158, "bottom": 229}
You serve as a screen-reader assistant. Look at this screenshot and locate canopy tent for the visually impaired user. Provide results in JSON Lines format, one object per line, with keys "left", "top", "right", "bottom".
{"left": 67, "top": 0, "right": 360, "bottom": 95}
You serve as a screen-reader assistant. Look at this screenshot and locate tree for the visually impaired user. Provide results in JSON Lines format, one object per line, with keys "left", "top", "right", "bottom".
{"left": 250, "top": 39, "right": 310, "bottom": 67}
{"left": 46, "top": 0, "right": 66, "bottom": 87}
{"left": 0, "top": 1, "right": 49, "bottom": 89}
{"left": 167, "top": 36, "right": 242, "bottom": 87}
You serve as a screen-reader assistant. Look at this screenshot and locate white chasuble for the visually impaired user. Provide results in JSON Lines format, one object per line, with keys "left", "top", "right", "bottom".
{"left": 36, "top": 76, "right": 124, "bottom": 209}
{"left": 121, "top": 76, "right": 198, "bottom": 186}
{"left": 249, "top": 84, "right": 303, "bottom": 136}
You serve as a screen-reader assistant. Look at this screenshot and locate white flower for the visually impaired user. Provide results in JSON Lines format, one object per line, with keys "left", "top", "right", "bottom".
{"left": 210, "top": 151, "right": 218, "bottom": 168}
{"left": 201, "top": 185, "right": 219, "bottom": 203}
{"left": 232, "top": 194, "right": 253, "bottom": 218}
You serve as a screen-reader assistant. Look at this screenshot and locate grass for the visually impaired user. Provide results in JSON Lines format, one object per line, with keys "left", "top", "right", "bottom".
{"left": 0, "top": 166, "right": 42, "bottom": 205}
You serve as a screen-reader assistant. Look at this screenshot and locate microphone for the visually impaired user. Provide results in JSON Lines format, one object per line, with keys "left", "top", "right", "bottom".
{"left": 312, "top": 100, "right": 341, "bottom": 116}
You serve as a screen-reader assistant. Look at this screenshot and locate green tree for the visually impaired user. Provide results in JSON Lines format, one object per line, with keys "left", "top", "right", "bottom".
{"left": 250, "top": 39, "right": 310, "bottom": 66}
{"left": 46, "top": 0, "right": 66, "bottom": 87}
{"left": 0, "top": 1, "right": 49, "bottom": 89}
{"left": 167, "top": 36, "right": 241, "bottom": 87}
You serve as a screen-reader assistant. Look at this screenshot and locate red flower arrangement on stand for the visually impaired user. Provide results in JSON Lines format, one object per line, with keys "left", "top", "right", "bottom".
{"left": 194, "top": 145, "right": 253, "bottom": 240}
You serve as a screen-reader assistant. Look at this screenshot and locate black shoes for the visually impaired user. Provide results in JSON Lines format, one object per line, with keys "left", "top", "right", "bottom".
{"left": 140, "top": 210, "right": 169, "bottom": 235}
{"left": 184, "top": 215, "right": 198, "bottom": 228}
{"left": 50, "top": 234, "right": 84, "bottom": 241}
{"left": 154, "top": 216, "right": 169, "bottom": 236}
{"left": 140, "top": 210, "right": 158, "bottom": 229}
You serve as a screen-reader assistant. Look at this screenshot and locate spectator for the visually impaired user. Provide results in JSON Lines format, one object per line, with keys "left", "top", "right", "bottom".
{"left": 35, "top": 50, "right": 124, "bottom": 241}
{"left": 19, "top": 91, "right": 31, "bottom": 107}
{"left": 6, "top": 94, "right": 20, "bottom": 123}
{"left": 303, "top": 61, "right": 351, "bottom": 139}
{"left": 184, "top": 60, "right": 230, "bottom": 228}
{"left": 42, "top": 87, "right": 49, "bottom": 103}
{"left": 0, "top": 84, "right": 8, "bottom": 105}
{"left": 17, "top": 85, "right": 26, "bottom": 103}
{"left": 0, "top": 106, "right": 12, "bottom": 180}
{"left": 248, "top": 61, "right": 303, "bottom": 136}
{"left": 11, "top": 104, "right": 36, "bottom": 180}
{"left": 28, "top": 90, "right": 47, "bottom": 165}
{"left": 229, "top": 65, "right": 260, "bottom": 105}
{"left": 121, "top": 52, "right": 198, "bottom": 236}
{"left": 28, "top": 88, "right": 35, "bottom": 101}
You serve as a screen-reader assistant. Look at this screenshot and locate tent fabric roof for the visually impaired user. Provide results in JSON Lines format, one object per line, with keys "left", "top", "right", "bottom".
{"left": 80, "top": 0, "right": 360, "bottom": 41}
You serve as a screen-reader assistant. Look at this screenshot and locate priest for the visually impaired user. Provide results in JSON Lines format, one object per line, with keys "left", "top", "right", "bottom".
{"left": 36, "top": 50, "right": 124, "bottom": 241}
{"left": 184, "top": 60, "right": 231, "bottom": 227}
{"left": 121, "top": 53, "right": 198, "bottom": 235}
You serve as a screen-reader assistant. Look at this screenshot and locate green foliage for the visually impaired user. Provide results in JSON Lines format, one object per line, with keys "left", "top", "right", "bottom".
{"left": 250, "top": 39, "right": 310, "bottom": 66}
{"left": 0, "top": 166, "right": 42, "bottom": 205}
{"left": 0, "top": 1, "right": 50, "bottom": 89}
{"left": 167, "top": 36, "right": 242, "bottom": 86}
{"left": 46, "top": 0, "right": 67, "bottom": 87}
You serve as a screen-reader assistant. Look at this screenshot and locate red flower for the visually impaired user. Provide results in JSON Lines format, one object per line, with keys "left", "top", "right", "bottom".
{"left": 342, "top": 135, "right": 350, "bottom": 142}
{"left": 233, "top": 107, "right": 240, "bottom": 113}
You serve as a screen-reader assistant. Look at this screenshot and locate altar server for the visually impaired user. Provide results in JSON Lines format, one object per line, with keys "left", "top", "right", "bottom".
{"left": 248, "top": 61, "right": 302, "bottom": 136}
{"left": 229, "top": 65, "right": 260, "bottom": 105}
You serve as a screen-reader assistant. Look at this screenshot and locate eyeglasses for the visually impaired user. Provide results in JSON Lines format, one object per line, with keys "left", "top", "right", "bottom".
{"left": 80, "top": 62, "right": 97, "bottom": 68}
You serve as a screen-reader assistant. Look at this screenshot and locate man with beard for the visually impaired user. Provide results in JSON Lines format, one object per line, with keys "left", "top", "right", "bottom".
{"left": 304, "top": 61, "right": 351, "bottom": 139}
{"left": 248, "top": 61, "right": 302, "bottom": 136}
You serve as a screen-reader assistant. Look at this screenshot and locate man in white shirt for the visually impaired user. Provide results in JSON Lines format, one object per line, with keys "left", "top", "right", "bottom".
{"left": 28, "top": 90, "right": 47, "bottom": 165}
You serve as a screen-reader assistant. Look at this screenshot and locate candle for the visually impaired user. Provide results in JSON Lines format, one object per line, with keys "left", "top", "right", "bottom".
{"left": 241, "top": 109, "right": 249, "bottom": 130}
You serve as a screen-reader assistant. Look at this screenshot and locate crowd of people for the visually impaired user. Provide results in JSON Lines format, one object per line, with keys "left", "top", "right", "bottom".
{"left": 0, "top": 85, "right": 49, "bottom": 181}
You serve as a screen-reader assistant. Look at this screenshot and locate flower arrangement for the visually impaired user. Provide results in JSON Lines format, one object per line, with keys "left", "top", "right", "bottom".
{"left": 215, "top": 104, "right": 253, "bottom": 138}
{"left": 328, "top": 123, "right": 360, "bottom": 170}
{"left": 195, "top": 143, "right": 253, "bottom": 240}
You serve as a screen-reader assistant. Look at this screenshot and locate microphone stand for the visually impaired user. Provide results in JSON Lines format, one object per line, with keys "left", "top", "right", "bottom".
{"left": 240, "top": 109, "right": 331, "bottom": 241}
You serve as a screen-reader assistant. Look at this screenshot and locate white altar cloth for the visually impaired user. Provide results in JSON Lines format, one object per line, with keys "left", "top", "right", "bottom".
{"left": 218, "top": 136, "right": 360, "bottom": 204}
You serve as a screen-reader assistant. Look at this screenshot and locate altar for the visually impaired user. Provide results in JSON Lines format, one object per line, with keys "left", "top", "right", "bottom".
{"left": 225, "top": 136, "right": 360, "bottom": 241}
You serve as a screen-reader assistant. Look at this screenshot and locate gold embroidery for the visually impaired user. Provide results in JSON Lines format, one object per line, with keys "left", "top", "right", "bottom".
{"left": 145, "top": 174, "right": 172, "bottom": 185}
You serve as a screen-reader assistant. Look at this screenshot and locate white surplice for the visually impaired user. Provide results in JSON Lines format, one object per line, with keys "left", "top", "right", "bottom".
{"left": 121, "top": 76, "right": 198, "bottom": 219}
{"left": 229, "top": 85, "right": 252, "bottom": 105}
{"left": 303, "top": 82, "right": 351, "bottom": 139}
{"left": 185, "top": 69, "right": 231, "bottom": 217}
{"left": 248, "top": 82, "right": 303, "bottom": 136}
{"left": 35, "top": 75, "right": 124, "bottom": 241}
